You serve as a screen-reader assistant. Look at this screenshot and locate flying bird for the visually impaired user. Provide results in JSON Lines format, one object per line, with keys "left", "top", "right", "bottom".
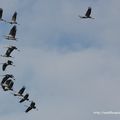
{"left": 1, "top": 46, "right": 20, "bottom": 57}
{"left": 4, "top": 79, "right": 14, "bottom": 91}
{"left": 19, "top": 93, "right": 29, "bottom": 103}
{"left": 0, "top": 8, "right": 6, "bottom": 22}
{"left": 1, "top": 74, "right": 15, "bottom": 85}
{"left": 78, "top": 7, "right": 94, "bottom": 19}
{"left": 7, "top": 12, "right": 19, "bottom": 25}
{"left": 25, "top": 101, "right": 36, "bottom": 113}
{"left": 4, "top": 25, "right": 17, "bottom": 40}
{"left": 1, "top": 74, "right": 15, "bottom": 91}
{"left": 2, "top": 60, "right": 15, "bottom": 71}
{"left": 2, "top": 79, "right": 14, "bottom": 91}
{"left": 14, "top": 86, "right": 26, "bottom": 96}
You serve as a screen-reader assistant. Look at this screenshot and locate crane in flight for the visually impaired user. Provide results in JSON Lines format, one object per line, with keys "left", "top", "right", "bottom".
{"left": 1, "top": 74, "right": 15, "bottom": 84}
{"left": 13, "top": 86, "right": 26, "bottom": 97}
{"left": 25, "top": 101, "right": 37, "bottom": 113}
{"left": 1, "top": 46, "right": 20, "bottom": 58}
{"left": 19, "top": 93, "right": 29, "bottom": 103}
{"left": 1, "top": 60, "right": 15, "bottom": 71}
{"left": 7, "top": 12, "right": 19, "bottom": 25}
{"left": 4, "top": 25, "right": 17, "bottom": 40}
{"left": 0, "top": 74, "right": 15, "bottom": 91}
{"left": 2, "top": 79, "right": 14, "bottom": 91}
{"left": 78, "top": 7, "right": 94, "bottom": 19}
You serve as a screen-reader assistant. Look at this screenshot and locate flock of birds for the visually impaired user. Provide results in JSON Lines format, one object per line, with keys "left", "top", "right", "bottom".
{"left": 0, "top": 8, "right": 37, "bottom": 113}
{"left": 0, "top": 6, "right": 93, "bottom": 113}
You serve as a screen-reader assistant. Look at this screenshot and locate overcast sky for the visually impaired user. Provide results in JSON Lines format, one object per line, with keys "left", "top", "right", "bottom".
{"left": 0, "top": 0, "right": 120, "bottom": 120}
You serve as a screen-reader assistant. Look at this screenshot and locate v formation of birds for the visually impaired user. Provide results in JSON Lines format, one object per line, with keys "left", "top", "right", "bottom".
{"left": 0, "top": 8, "right": 37, "bottom": 113}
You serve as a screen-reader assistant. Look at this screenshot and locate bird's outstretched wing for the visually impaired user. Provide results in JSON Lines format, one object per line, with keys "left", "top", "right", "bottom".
{"left": 5, "top": 48, "right": 12, "bottom": 57}
{"left": 12, "top": 12, "right": 17, "bottom": 22}
{"left": 85, "top": 7, "right": 91, "bottom": 17}
{"left": 19, "top": 98, "right": 25, "bottom": 103}
{"left": 14, "top": 86, "right": 25, "bottom": 96}
{"left": 2, "top": 63, "right": 7, "bottom": 71}
{"left": 25, "top": 107, "right": 32, "bottom": 113}
{"left": 9, "top": 25, "right": 16, "bottom": 37}
{"left": 0, "top": 8, "right": 3, "bottom": 19}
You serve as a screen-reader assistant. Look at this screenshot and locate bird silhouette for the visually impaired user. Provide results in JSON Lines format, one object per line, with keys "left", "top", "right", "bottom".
{"left": 1, "top": 74, "right": 15, "bottom": 84}
{"left": 7, "top": 12, "right": 19, "bottom": 25}
{"left": 78, "top": 7, "right": 94, "bottom": 19}
{"left": 9, "top": 12, "right": 17, "bottom": 24}
{"left": 14, "top": 86, "right": 26, "bottom": 97}
{"left": 4, "top": 25, "right": 17, "bottom": 40}
{"left": 25, "top": 101, "right": 36, "bottom": 113}
{"left": 2, "top": 79, "right": 14, "bottom": 91}
{"left": 19, "top": 93, "right": 29, "bottom": 103}
{"left": 2, "top": 60, "right": 15, "bottom": 71}
{"left": 1, "top": 46, "right": 20, "bottom": 57}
